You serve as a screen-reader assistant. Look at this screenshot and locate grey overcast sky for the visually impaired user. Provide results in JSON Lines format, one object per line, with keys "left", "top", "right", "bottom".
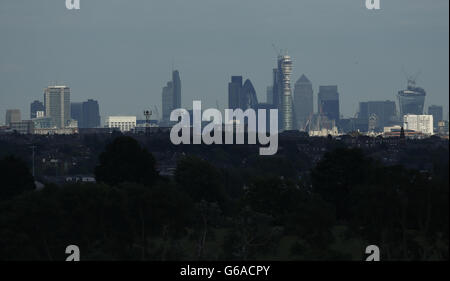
{"left": 0, "top": 0, "right": 448, "bottom": 124}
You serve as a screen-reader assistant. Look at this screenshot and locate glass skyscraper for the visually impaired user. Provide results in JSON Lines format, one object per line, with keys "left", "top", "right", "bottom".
{"left": 228, "top": 76, "right": 243, "bottom": 110}
{"left": 272, "top": 54, "right": 294, "bottom": 131}
{"left": 161, "top": 70, "right": 182, "bottom": 124}
{"left": 294, "top": 74, "right": 313, "bottom": 131}
{"left": 397, "top": 80, "right": 426, "bottom": 117}
{"left": 318, "top": 85, "right": 340, "bottom": 122}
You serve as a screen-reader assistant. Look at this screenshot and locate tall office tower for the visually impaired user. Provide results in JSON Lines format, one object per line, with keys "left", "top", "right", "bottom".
{"left": 44, "top": 85, "right": 71, "bottom": 128}
{"left": 71, "top": 102, "right": 83, "bottom": 127}
{"left": 161, "top": 70, "right": 181, "bottom": 123}
{"left": 228, "top": 76, "right": 258, "bottom": 110}
{"left": 266, "top": 86, "right": 273, "bottom": 105}
{"left": 240, "top": 79, "right": 258, "bottom": 110}
{"left": 5, "top": 109, "right": 21, "bottom": 127}
{"left": 82, "top": 99, "right": 101, "bottom": 128}
{"left": 318, "top": 85, "right": 340, "bottom": 122}
{"left": 294, "top": 74, "right": 313, "bottom": 131}
{"left": 358, "top": 100, "right": 397, "bottom": 131}
{"left": 428, "top": 105, "right": 443, "bottom": 129}
{"left": 397, "top": 79, "right": 426, "bottom": 117}
{"left": 228, "top": 76, "right": 243, "bottom": 109}
{"left": 30, "top": 100, "right": 44, "bottom": 119}
{"left": 279, "top": 55, "right": 294, "bottom": 130}
{"left": 162, "top": 81, "right": 174, "bottom": 121}
{"left": 172, "top": 70, "right": 181, "bottom": 109}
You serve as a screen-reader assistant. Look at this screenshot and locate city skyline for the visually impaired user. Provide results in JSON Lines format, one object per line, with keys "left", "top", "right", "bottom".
{"left": 0, "top": 1, "right": 448, "bottom": 265}
{"left": 2, "top": 70, "right": 448, "bottom": 132}
{"left": 0, "top": 0, "right": 448, "bottom": 124}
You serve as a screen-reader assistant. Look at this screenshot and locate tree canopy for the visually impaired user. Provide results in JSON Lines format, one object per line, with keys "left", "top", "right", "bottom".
{"left": 95, "top": 136, "right": 158, "bottom": 187}
{"left": 0, "top": 155, "right": 35, "bottom": 201}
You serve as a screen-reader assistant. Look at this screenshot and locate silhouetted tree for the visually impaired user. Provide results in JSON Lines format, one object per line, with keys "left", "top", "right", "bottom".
{"left": 311, "top": 148, "right": 375, "bottom": 220}
{"left": 0, "top": 155, "right": 35, "bottom": 201}
{"left": 175, "top": 155, "right": 226, "bottom": 206}
{"left": 95, "top": 136, "right": 158, "bottom": 186}
{"left": 223, "top": 206, "right": 282, "bottom": 260}
{"left": 244, "top": 176, "right": 337, "bottom": 259}
{"left": 349, "top": 165, "right": 449, "bottom": 260}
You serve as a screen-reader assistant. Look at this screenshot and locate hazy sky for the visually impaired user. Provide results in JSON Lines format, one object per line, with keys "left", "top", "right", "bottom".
{"left": 0, "top": 0, "right": 448, "bottom": 124}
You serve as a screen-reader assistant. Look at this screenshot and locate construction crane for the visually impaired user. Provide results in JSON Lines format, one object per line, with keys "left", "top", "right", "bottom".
{"left": 402, "top": 67, "right": 421, "bottom": 87}
{"left": 153, "top": 105, "right": 160, "bottom": 121}
{"left": 303, "top": 118, "right": 310, "bottom": 132}
{"left": 303, "top": 113, "right": 314, "bottom": 132}
{"left": 272, "top": 43, "right": 282, "bottom": 57}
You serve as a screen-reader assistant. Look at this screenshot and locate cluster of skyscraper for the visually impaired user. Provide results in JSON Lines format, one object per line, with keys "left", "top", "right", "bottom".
{"left": 227, "top": 52, "right": 340, "bottom": 134}
{"left": 344, "top": 78, "right": 446, "bottom": 135}
{"left": 4, "top": 86, "right": 100, "bottom": 134}
{"left": 3, "top": 53, "right": 447, "bottom": 137}
{"left": 224, "top": 52, "right": 447, "bottom": 136}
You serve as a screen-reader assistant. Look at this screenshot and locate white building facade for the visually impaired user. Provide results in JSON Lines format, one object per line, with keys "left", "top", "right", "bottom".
{"left": 106, "top": 116, "right": 136, "bottom": 132}
{"left": 403, "top": 114, "right": 433, "bottom": 135}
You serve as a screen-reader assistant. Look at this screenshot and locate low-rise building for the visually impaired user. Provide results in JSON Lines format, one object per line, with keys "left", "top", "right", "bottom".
{"left": 10, "top": 120, "right": 34, "bottom": 134}
{"left": 32, "top": 116, "right": 56, "bottom": 129}
{"left": 105, "top": 116, "right": 136, "bottom": 132}
{"left": 34, "top": 127, "right": 79, "bottom": 135}
{"left": 384, "top": 125, "right": 423, "bottom": 138}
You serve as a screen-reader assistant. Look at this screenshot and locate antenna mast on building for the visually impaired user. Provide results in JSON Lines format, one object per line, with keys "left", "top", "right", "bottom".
{"left": 143, "top": 110, "right": 152, "bottom": 135}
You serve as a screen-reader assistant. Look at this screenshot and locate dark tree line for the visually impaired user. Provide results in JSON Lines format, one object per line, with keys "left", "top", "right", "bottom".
{"left": 0, "top": 136, "right": 448, "bottom": 260}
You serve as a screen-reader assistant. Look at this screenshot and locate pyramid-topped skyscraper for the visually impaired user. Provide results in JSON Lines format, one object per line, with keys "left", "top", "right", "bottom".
{"left": 294, "top": 74, "right": 313, "bottom": 131}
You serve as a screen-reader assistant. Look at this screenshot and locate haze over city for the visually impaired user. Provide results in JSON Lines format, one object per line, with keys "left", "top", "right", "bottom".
{"left": 0, "top": 0, "right": 448, "bottom": 265}
{"left": 0, "top": 0, "right": 448, "bottom": 124}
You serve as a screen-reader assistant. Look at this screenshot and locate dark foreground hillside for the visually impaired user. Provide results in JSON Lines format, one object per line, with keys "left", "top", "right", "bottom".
{"left": 0, "top": 134, "right": 448, "bottom": 260}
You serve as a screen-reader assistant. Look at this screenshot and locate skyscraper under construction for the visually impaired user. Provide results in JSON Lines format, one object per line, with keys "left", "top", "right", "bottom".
{"left": 397, "top": 78, "right": 426, "bottom": 117}
{"left": 272, "top": 53, "right": 294, "bottom": 131}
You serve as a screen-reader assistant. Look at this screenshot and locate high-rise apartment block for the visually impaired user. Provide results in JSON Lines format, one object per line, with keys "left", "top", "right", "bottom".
{"left": 228, "top": 76, "right": 258, "bottom": 110}
{"left": 44, "top": 86, "right": 71, "bottom": 128}
{"left": 403, "top": 114, "right": 433, "bottom": 135}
